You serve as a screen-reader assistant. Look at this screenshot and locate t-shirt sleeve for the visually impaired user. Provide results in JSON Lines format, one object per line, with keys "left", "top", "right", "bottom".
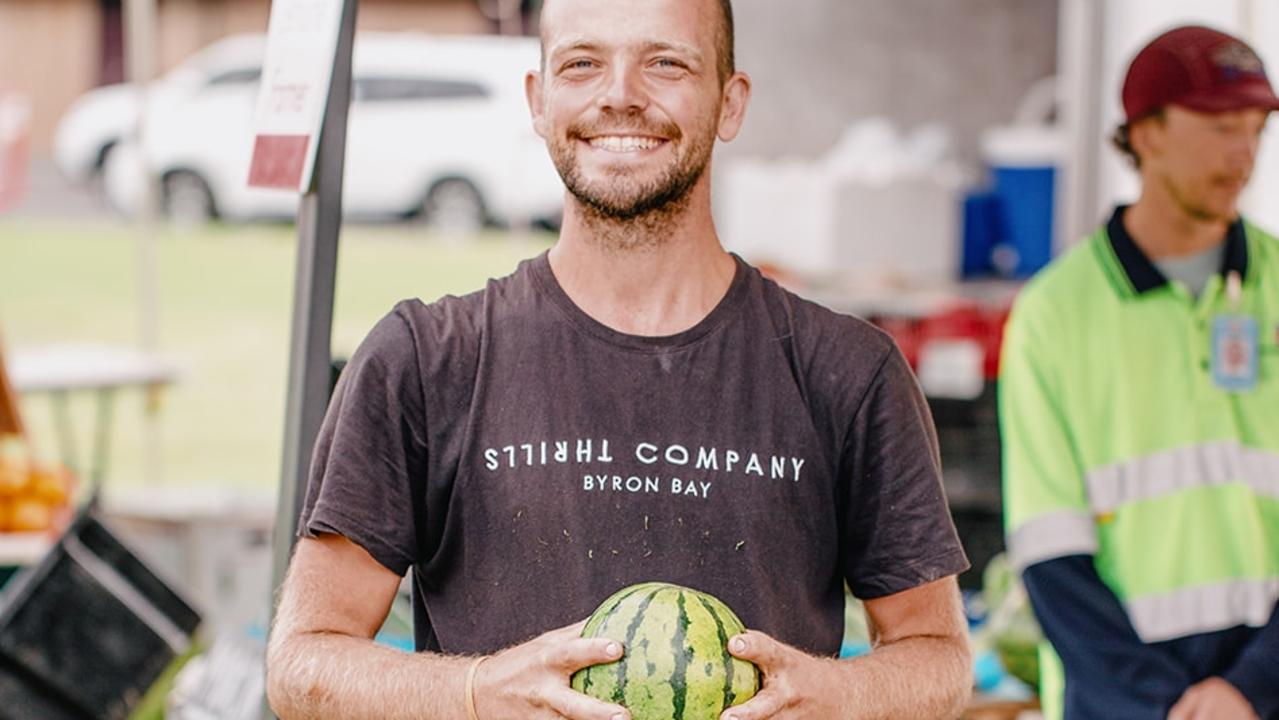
{"left": 297, "top": 305, "right": 428, "bottom": 576}
{"left": 998, "top": 293, "right": 1095, "bottom": 574}
{"left": 841, "top": 344, "right": 969, "bottom": 599}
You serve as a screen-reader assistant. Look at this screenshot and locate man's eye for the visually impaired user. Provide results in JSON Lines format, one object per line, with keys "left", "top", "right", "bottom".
{"left": 564, "top": 59, "right": 595, "bottom": 71}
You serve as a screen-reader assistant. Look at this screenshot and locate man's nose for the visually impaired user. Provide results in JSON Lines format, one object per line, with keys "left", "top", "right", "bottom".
{"left": 1229, "top": 127, "right": 1262, "bottom": 167}
{"left": 597, "top": 63, "right": 648, "bottom": 113}
{"left": 1243, "top": 132, "right": 1262, "bottom": 164}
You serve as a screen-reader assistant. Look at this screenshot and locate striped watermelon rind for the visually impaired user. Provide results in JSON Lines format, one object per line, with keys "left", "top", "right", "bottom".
{"left": 571, "top": 582, "right": 760, "bottom": 720}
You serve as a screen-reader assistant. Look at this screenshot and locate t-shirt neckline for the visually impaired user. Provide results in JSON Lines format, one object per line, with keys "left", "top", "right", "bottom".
{"left": 529, "top": 250, "right": 751, "bottom": 352}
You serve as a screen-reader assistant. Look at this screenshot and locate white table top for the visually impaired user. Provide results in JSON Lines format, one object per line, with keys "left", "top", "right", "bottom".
{"left": 0, "top": 532, "right": 52, "bottom": 566}
{"left": 8, "top": 343, "right": 181, "bottom": 393}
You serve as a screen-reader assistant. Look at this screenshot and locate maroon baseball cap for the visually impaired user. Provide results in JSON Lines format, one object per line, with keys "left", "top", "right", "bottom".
{"left": 1122, "top": 25, "right": 1279, "bottom": 122}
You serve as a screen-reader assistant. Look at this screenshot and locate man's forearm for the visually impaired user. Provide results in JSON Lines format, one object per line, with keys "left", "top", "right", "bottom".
{"left": 836, "top": 634, "right": 971, "bottom": 719}
{"left": 267, "top": 631, "right": 472, "bottom": 720}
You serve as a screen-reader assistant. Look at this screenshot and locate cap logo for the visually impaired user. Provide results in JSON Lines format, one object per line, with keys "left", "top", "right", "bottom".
{"left": 1213, "top": 42, "right": 1264, "bottom": 77}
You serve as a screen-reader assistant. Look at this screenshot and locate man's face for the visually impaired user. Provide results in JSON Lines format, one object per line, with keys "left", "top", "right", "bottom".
{"left": 1138, "top": 105, "right": 1270, "bottom": 222}
{"left": 527, "top": 0, "right": 744, "bottom": 220}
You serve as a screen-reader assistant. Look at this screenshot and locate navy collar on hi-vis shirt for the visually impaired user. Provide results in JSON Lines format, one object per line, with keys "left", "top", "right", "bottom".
{"left": 1107, "top": 205, "right": 1250, "bottom": 294}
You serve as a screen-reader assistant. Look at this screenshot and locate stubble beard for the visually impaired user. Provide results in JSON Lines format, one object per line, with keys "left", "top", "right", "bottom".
{"left": 1162, "top": 171, "right": 1248, "bottom": 224}
{"left": 549, "top": 115, "right": 715, "bottom": 251}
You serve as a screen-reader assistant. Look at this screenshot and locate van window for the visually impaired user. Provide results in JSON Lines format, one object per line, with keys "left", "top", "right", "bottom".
{"left": 354, "top": 77, "right": 489, "bottom": 103}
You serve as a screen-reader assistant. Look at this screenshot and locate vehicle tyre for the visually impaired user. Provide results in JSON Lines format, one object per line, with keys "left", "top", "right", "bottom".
{"left": 93, "top": 141, "right": 118, "bottom": 184}
{"left": 162, "top": 170, "right": 217, "bottom": 225}
{"left": 421, "top": 177, "right": 487, "bottom": 236}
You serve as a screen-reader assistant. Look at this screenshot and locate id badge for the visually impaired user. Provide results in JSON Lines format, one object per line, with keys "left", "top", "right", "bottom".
{"left": 1212, "top": 314, "right": 1258, "bottom": 392}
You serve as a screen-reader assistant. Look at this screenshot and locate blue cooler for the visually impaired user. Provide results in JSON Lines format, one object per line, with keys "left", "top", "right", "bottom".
{"left": 961, "top": 190, "right": 1000, "bottom": 278}
{"left": 981, "top": 126, "right": 1063, "bottom": 278}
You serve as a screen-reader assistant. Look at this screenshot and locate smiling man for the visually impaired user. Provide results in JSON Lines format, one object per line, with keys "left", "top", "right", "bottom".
{"left": 1002, "top": 25, "right": 1279, "bottom": 720}
{"left": 265, "top": 1, "right": 971, "bottom": 718}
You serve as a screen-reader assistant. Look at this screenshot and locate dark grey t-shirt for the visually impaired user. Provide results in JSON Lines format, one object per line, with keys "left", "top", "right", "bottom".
{"left": 300, "top": 252, "right": 967, "bottom": 656}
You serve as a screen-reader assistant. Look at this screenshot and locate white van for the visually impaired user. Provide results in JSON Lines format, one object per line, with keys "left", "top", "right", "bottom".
{"left": 58, "top": 32, "right": 563, "bottom": 231}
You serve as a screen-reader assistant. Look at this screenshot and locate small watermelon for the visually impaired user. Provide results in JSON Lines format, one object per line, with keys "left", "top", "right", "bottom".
{"left": 571, "top": 582, "right": 759, "bottom": 720}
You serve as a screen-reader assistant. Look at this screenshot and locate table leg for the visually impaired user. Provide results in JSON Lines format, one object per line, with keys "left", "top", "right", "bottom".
{"left": 92, "top": 389, "right": 114, "bottom": 489}
{"left": 50, "top": 390, "right": 80, "bottom": 479}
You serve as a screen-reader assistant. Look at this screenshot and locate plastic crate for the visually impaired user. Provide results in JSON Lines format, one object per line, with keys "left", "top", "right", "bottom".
{"left": 0, "top": 504, "right": 201, "bottom": 719}
{"left": 929, "top": 384, "right": 1004, "bottom": 590}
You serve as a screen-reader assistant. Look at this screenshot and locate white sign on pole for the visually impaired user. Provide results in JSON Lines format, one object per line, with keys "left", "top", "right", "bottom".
{"left": 247, "top": 0, "right": 345, "bottom": 191}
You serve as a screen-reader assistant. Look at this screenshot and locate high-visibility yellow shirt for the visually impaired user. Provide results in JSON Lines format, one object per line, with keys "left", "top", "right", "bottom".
{"left": 1001, "top": 207, "right": 1279, "bottom": 719}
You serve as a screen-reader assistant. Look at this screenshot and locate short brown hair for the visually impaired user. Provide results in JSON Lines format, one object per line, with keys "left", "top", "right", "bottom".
{"left": 715, "top": 0, "right": 736, "bottom": 84}
{"left": 1111, "top": 122, "right": 1139, "bottom": 168}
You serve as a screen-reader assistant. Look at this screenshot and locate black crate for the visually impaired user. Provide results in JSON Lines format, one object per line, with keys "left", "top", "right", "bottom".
{"left": 929, "top": 384, "right": 1005, "bottom": 590}
{"left": 0, "top": 504, "right": 201, "bottom": 719}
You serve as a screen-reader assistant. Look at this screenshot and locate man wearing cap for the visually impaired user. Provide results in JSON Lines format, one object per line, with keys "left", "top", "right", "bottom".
{"left": 1001, "top": 25, "right": 1279, "bottom": 720}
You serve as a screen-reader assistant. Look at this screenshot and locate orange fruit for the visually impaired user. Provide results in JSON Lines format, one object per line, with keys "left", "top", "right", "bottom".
{"left": 10, "top": 498, "right": 52, "bottom": 533}
{"left": 0, "top": 457, "right": 27, "bottom": 496}
{"left": 28, "top": 467, "right": 69, "bottom": 506}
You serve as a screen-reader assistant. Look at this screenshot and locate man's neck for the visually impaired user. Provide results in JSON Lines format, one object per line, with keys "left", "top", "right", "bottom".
{"left": 1124, "top": 191, "right": 1232, "bottom": 260}
{"left": 548, "top": 183, "right": 737, "bottom": 337}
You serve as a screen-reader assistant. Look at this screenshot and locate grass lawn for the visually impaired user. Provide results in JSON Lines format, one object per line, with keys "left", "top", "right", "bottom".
{"left": 0, "top": 218, "right": 552, "bottom": 493}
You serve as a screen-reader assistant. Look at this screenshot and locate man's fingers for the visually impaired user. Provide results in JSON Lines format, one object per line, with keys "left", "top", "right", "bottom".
{"left": 719, "top": 688, "right": 783, "bottom": 720}
{"left": 727, "top": 630, "right": 784, "bottom": 669}
{"left": 548, "top": 685, "right": 630, "bottom": 720}
{"left": 546, "top": 637, "right": 625, "bottom": 673}
{"left": 534, "top": 618, "right": 621, "bottom": 673}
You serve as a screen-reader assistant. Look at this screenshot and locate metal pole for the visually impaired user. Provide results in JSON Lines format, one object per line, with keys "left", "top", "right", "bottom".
{"left": 124, "top": 0, "right": 163, "bottom": 486}
{"left": 487, "top": 0, "right": 531, "bottom": 238}
{"left": 267, "top": 0, "right": 358, "bottom": 654}
{"left": 123, "top": 0, "right": 158, "bottom": 348}
{"left": 479, "top": 0, "right": 524, "bottom": 35}
{"left": 1057, "top": 0, "right": 1106, "bottom": 251}
{"left": 499, "top": 0, "right": 522, "bottom": 36}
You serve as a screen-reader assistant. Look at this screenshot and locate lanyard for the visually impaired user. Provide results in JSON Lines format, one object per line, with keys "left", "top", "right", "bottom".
{"left": 1226, "top": 270, "right": 1243, "bottom": 308}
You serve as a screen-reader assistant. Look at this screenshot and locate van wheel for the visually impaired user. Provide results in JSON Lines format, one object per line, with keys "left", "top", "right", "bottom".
{"left": 421, "top": 178, "right": 486, "bottom": 236}
{"left": 163, "top": 171, "right": 217, "bottom": 225}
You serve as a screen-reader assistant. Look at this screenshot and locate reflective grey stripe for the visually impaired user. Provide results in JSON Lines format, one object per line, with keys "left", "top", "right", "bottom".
{"left": 1008, "top": 510, "right": 1098, "bottom": 571}
{"left": 64, "top": 535, "right": 191, "bottom": 655}
{"left": 1126, "top": 577, "right": 1279, "bottom": 643}
{"left": 1086, "top": 442, "right": 1279, "bottom": 514}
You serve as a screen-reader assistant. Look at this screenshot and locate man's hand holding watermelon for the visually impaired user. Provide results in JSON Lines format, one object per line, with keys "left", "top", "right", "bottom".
{"left": 469, "top": 621, "right": 630, "bottom": 720}
{"left": 721, "top": 576, "right": 968, "bottom": 719}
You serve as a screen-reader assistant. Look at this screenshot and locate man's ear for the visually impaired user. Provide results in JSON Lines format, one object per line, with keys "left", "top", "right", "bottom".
{"left": 717, "top": 71, "right": 752, "bottom": 142}
{"left": 526, "top": 70, "right": 548, "bottom": 139}
{"left": 1129, "top": 116, "right": 1164, "bottom": 168}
